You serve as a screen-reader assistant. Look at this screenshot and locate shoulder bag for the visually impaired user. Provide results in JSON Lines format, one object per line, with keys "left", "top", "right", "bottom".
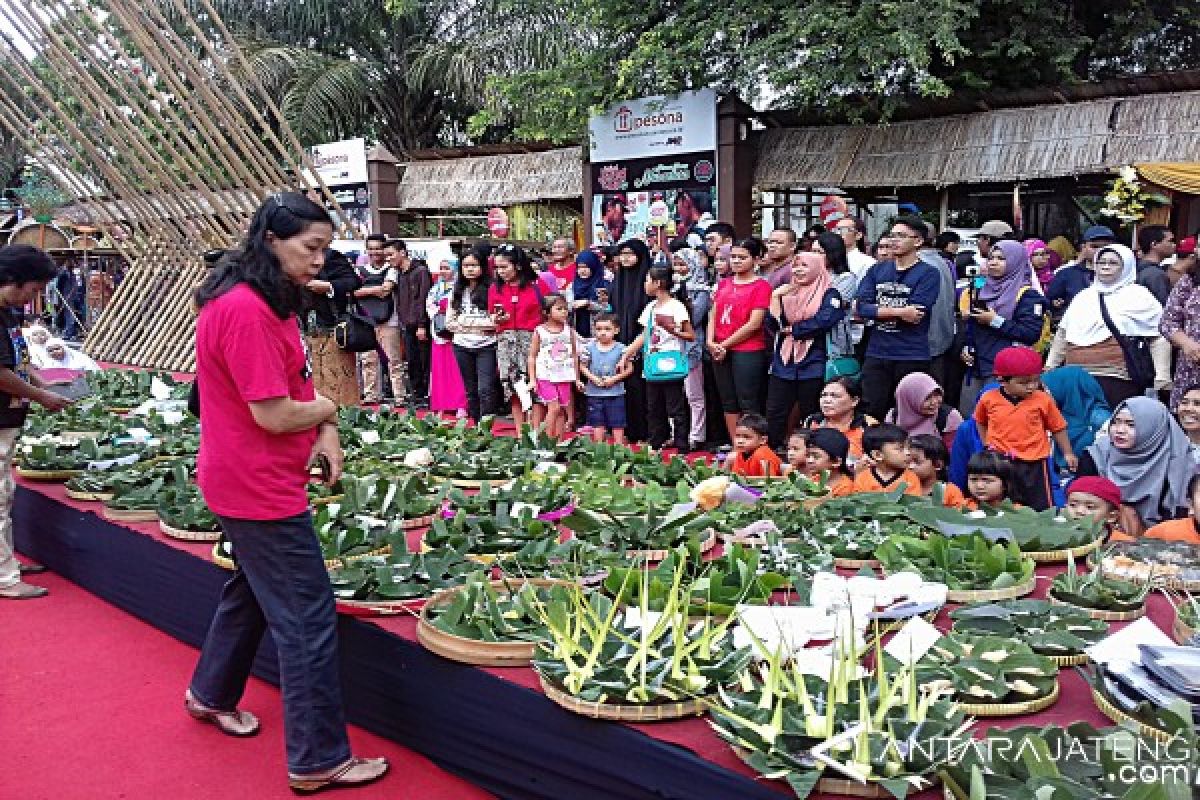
{"left": 334, "top": 310, "right": 378, "bottom": 353}
{"left": 1097, "top": 294, "right": 1155, "bottom": 389}
{"left": 642, "top": 311, "right": 689, "bottom": 382}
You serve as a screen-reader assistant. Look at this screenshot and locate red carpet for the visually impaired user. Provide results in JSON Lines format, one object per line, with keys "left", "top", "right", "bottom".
{"left": 0, "top": 567, "right": 494, "bottom": 800}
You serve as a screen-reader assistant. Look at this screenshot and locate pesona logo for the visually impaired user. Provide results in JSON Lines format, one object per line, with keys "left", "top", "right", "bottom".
{"left": 693, "top": 160, "right": 715, "bottom": 183}
{"left": 597, "top": 164, "right": 628, "bottom": 192}
{"left": 614, "top": 105, "right": 684, "bottom": 134}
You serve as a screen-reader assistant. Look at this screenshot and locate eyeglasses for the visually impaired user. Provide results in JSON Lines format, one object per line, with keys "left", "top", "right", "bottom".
{"left": 833, "top": 226, "right": 857, "bottom": 234}
{"left": 885, "top": 232, "right": 920, "bottom": 240}
{"left": 1095, "top": 258, "right": 1124, "bottom": 267}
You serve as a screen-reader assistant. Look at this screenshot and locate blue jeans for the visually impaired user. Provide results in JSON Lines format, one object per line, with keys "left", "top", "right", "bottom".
{"left": 190, "top": 511, "right": 351, "bottom": 774}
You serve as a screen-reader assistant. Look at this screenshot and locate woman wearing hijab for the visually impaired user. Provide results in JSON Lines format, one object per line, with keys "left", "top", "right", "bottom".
{"left": 671, "top": 247, "right": 712, "bottom": 450}
{"left": 1023, "top": 238, "right": 1058, "bottom": 289}
{"left": 1041, "top": 366, "right": 1111, "bottom": 473}
{"left": 611, "top": 239, "right": 653, "bottom": 443}
{"left": 884, "top": 372, "right": 963, "bottom": 448}
{"left": 958, "top": 239, "right": 1049, "bottom": 412}
{"left": 763, "top": 252, "right": 846, "bottom": 450}
{"left": 1046, "top": 244, "right": 1171, "bottom": 408}
{"left": 1078, "top": 396, "right": 1192, "bottom": 535}
{"left": 34, "top": 337, "right": 100, "bottom": 372}
{"left": 425, "top": 257, "right": 467, "bottom": 415}
{"left": 570, "top": 249, "right": 608, "bottom": 338}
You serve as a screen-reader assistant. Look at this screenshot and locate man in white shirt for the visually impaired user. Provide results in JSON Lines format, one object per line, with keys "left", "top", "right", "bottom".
{"left": 831, "top": 217, "right": 875, "bottom": 280}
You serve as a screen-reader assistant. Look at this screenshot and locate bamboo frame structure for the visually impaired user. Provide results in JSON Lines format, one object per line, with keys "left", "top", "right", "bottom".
{"left": 0, "top": 0, "right": 349, "bottom": 370}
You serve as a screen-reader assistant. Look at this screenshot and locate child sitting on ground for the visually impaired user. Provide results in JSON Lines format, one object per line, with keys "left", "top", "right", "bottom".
{"left": 781, "top": 430, "right": 809, "bottom": 476}
{"left": 727, "top": 412, "right": 783, "bottom": 478}
{"left": 1142, "top": 472, "right": 1200, "bottom": 545}
{"left": 965, "top": 451, "right": 1020, "bottom": 510}
{"left": 973, "top": 346, "right": 1076, "bottom": 511}
{"left": 805, "top": 427, "right": 854, "bottom": 497}
{"left": 907, "top": 434, "right": 966, "bottom": 508}
{"left": 1063, "top": 476, "right": 1128, "bottom": 542}
{"left": 851, "top": 424, "right": 922, "bottom": 496}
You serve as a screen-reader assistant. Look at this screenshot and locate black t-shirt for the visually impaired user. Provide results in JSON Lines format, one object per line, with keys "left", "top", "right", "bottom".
{"left": 0, "top": 308, "right": 32, "bottom": 429}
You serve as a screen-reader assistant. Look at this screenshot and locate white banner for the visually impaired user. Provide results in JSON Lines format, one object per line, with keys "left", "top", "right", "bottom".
{"left": 309, "top": 138, "right": 368, "bottom": 186}
{"left": 588, "top": 89, "right": 717, "bottom": 162}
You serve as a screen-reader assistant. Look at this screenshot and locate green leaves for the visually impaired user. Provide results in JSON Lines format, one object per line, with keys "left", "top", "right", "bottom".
{"left": 950, "top": 600, "right": 1106, "bottom": 656}
{"left": 875, "top": 532, "right": 1034, "bottom": 591}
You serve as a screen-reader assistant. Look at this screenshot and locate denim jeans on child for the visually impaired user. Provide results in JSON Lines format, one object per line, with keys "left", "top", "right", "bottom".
{"left": 190, "top": 511, "right": 351, "bottom": 774}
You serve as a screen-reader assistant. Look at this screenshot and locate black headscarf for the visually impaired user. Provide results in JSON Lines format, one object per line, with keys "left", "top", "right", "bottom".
{"left": 611, "top": 238, "right": 651, "bottom": 344}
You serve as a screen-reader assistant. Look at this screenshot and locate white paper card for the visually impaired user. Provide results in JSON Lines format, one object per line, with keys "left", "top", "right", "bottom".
{"left": 1086, "top": 617, "right": 1174, "bottom": 668}
{"left": 124, "top": 427, "right": 153, "bottom": 442}
{"left": 885, "top": 616, "right": 943, "bottom": 666}
{"left": 150, "top": 376, "right": 172, "bottom": 401}
{"left": 509, "top": 502, "right": 541, "bottom": 519}
{"left": 514, "top": 378, "right": 534, "bottom": 412}
{"left": 359, "top": 430, "right": 381, "bottom": 445}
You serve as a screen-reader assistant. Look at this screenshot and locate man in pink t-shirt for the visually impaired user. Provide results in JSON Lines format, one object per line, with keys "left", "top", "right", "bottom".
{"left": 545, "top": 237, "right": 577, "bottom": 292}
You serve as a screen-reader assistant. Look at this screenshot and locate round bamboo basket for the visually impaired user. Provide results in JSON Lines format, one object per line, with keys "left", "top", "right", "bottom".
{"left": 1091, "top": 687, "right": 1175, "bottom": 744}
{"left": 102, "top": 506, "right": 159, "bottom": 523}
{"left": 337, "top": 544, "right": 392, "bottom": 567}
{"left": 1025, "top": 537, "right": 1103, "bottom": 564}
{"left": 1172, "top": 613, "right": 1197, "bottom": 645}
{"left": 310, "top": 494, "right": 343, "bottom": 507}
{"left": 539, "top": 675, "right": 710, "bottom": 721}
{"left": 944, "top": 574, "right": 1036, "bottom": 604}
{"left": 731, "top": 747, "right": 938, "bottom": 798}
{"left": 958, "top": 680, "right": 1059, "bottom": 717}
{"left": 834, "top": 557, "right": 881, "bottom": 570}
{"left": 1046, "top": 652, "right": 1090, "bottom": 667}
{"left": 65, "top": 487, "right": 113, "bottom": 502}
{"left": 625, "top": 529, "right": 717, "bottom": 562}
{"left": 1047, "top": 592, "right": 1145, "bottom": 621}
{"left": 106, "top": 406, "right": 134, "bottom": 415}
{"left": 334, "top": 596, "right": 426, "bottom": 616}
{"left": 159, "top": 519, "right": 221, "bottom": 542}
{"left": 417, "top": 578, "right": 565, "bottom": 667}
{"left": 211, "top": 544, "right": 235, "bottom": 570}
{"left": 438, "top": 476, "right": 509, "bottom": 490}
{"left": 16, "top": 466, "right": 83, "bottom": 481}
{"left": 1099, "top": 563, "right": 1200, "bottom": 592}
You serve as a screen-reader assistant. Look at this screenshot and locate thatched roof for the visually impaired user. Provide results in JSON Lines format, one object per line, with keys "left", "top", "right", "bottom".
{"left": 755, "top": 89, "right": 1200, "bottom": 189}
{"left": 396, "top": 146, "right": 583, "bottom": 209}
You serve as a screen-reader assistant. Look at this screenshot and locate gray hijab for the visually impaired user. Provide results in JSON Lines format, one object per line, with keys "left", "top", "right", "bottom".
{"left": 1087, "top": 396, "right": 1192, "bottom": 526}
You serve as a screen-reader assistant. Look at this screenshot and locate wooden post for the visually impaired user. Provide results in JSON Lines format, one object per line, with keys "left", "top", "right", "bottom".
{"left": 938, "top": 188, "right": 949, "bottom": 231}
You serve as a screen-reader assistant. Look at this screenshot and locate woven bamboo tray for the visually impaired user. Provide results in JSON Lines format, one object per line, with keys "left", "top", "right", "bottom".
{"left": 65, "top": 487, "right": 113, "bottom": 502}
{"left": 334, "top": 596, "right": 427, "bottom": 617}
{"left": 834, "top": 557, "right": 881, "bottom": 570}
{"left": 417, "top": 578, "right": 565, "bottom": 667}
{"left": 102, "top": 506, "right": 159, "bottom": 523}
{"left": 159, "top": 520, "right": 221, "bottom": 542}
{"left": 437, "top": 476, "right": 511, "bottom": 490}
{"left": 1047, "top": 592, "right": 1145, "bottom": 621}
{"left": 539, "top": 675, "right": 709, "bottom": 721}
{"left": 1047, "top": 652, "right": 1090, "bottom": 667}
{"left": 331, "top": 544, "right": 393, "bottom": 570}
{"left": 944, "top": 574, "right": 1036, "bottom": 604}
{"left": 732, "top": 746, "right": 938, "bottom": 798}
{"left": 310, "top": 494, "right": 343, "bottom": 507}
{"left": 1025, "top": 537, "right": 1103, "bottom": 564}
{"left": 625, "top": 529, "right": 717, "bottom": 562}
{"left": 16, "top": 466, "right": 83, "bottom": 481}
{"left": 1173, "top": 614, "right": 1197, "bottom": 645}
{"left": 1091, "top": 687, "right": 1176, "bottom": 744}
{"left": 211, "top": 543, "right": 235, "bottom": 570}
{"left": 958, "top": 680, "right": 1059, "bottom": 717}
{"left": 1099, "top": 563, "right": 1200, "bottom": 593}
{"left": 105, "top": 406, "right": 133, "bottom": 415}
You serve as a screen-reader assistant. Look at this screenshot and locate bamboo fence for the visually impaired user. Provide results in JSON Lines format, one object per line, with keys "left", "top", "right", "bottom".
{"left": 0, "top": 0, "right": 348, "bottom": 371}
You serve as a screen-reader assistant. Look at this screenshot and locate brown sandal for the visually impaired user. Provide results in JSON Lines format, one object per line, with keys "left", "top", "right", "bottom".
{"left": 289, "top": 757, "right": 389, "bottom": 794}
{"left": 184, "top": 689, "right": 260, "bottom": 737}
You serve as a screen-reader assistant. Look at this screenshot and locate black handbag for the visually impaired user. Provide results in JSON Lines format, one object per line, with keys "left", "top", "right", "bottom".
{"left": 1097, "top": 294, "right": 1155, "bottom": 389}
{"left": 333, "top": 311, "right": 378, "bottom": 353}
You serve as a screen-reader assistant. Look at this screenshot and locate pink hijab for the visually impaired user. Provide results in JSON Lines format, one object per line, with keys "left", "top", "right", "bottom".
{"left": 1023, "top": 238, "right": 1058, "bottom": 286}
{"left": 779, "top": 252, "right": 832, "bottom": 364}
{"left": 891, "top": 372, "right": 947, "bottom": 436}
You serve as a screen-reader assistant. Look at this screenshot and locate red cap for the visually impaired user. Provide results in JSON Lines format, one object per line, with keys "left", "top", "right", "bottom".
{"left": 1066, "top": 476, "right": 1122, "bottom": 508}
{"left": 993, "top": 346, "right": 1043, "bottom": 377}
{"left": 1178, "top": 236, "right": 1196, "bottom": 256}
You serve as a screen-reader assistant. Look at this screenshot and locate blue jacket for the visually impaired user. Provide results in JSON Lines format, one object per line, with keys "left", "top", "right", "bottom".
{"left": 854, "top": 259, "right": 942, "bottom": 361}
{"left": 765, "top": 287, "right": 846, "bottom": 381}
{"left": 1045, "top": 263, "right": 1093, "bottom": 313}
{"left": 964, "top": 288, "right": 1048, "bottom": 379}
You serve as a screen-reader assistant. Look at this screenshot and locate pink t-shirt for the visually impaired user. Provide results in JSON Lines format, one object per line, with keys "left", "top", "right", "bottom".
{"left": 196, "top": 284, "right": 317, "bottom": 520}
{"left": 712, "top": 277, "right": 771, "bottom": 352}
{"left": 545, "top": 262, "right": 575, "bottom": 292}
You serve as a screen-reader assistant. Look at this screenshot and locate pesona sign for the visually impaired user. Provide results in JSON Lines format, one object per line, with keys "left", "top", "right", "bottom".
{"left": 589, "top": 89, "right": 717, "bottom": 162}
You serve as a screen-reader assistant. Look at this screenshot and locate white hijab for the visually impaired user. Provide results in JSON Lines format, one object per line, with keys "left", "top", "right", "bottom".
{"left": 35, "top": 338, "right": 100, "bottom": 371}
{"left": 1060, "top": 244, "right": 1162, "bottom": 347}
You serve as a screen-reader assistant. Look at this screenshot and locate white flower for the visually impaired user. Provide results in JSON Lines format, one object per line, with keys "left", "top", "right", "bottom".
{"left": 1119, "top": 165, "right": 1138, "bottom": 182}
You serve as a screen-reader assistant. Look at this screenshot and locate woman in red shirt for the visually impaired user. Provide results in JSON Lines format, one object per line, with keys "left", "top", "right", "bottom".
{"left": 487, "top": 244, "right": 543, "bottom": 426}
{"left": 707, "top": 237, "right": 772, "bottom": 443}
{"left": 188, "top": 194, "right": 388, "bottom": 793}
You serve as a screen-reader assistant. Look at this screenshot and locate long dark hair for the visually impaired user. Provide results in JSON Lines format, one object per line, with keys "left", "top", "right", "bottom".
{"left": 494, "top": 243, "right": 537, "bottom": 288}
{"left": 452, "top": 252, "right": 490, "bottom": 312}
{"left": 194, "top": 192, "right": 332, "bottom": 319}
{"left": 816, "top": 232, "right": 850, "bottom": 275}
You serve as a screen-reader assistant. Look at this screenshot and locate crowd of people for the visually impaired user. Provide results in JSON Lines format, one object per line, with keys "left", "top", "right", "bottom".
{"left": 302, "top": 213, "right": 1200, "bottom": 543}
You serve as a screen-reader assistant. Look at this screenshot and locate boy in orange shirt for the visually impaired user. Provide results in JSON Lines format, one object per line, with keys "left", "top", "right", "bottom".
{"left": 907, "top": 434, "right": 966, "bottom": 508}
{"left": 851, "top": 424, "right": 923, "bottom": 496}
{"left": 1064, "top": 476, "right": 1129, "bottom": 542}
{"left": 973, "top": 346, "right": 1076, "bottom": 511}
{"left": 1142, "top": 473, "right": 1200, "bottom": 545}
{"left": 804, "top": 427, "right": 854, "bottom": 497}
{"left": 727, "top": 413, "right": 783, "bottom": 478}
